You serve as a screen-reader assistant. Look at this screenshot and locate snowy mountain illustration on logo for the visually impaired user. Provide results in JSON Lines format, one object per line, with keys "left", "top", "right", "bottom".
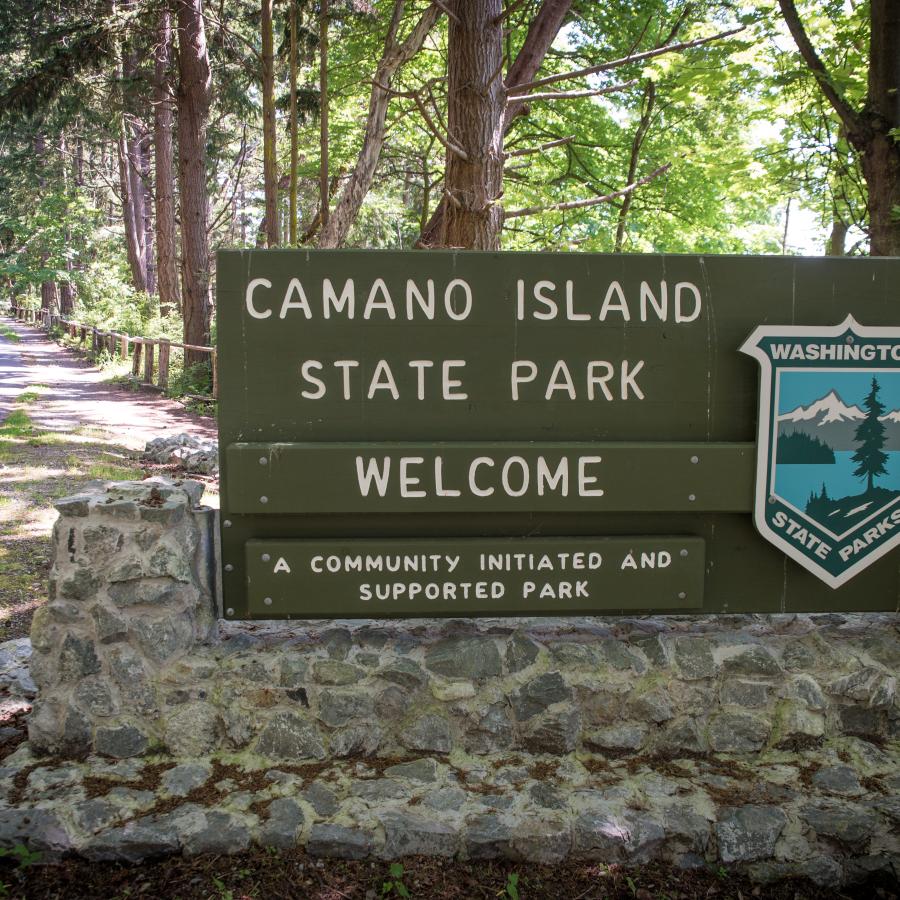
{"left": 778, "top": 390, "right": 864, "bottom": 424}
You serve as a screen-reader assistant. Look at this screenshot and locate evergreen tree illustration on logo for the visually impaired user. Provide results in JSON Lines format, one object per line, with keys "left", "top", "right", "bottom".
{"left": 852, "top": 377, "right": 888, "bottom": 493}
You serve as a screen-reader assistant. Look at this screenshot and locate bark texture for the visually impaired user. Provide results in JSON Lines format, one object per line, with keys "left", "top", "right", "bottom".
{"left": 176, "top": 0, "right": 212, "bottom": 365}
{"left": 154, "top": 7, "right": 180, "bottom": 315}
{"left": 780, "top": 0, "right": 900, "bottom": 256}
{"left": 318, "top": 0, "right": 443, "bottom": 248}
{"left": 417, "top": 0, "right": 572, "bottom": 248}
{"left": 439, "top": 0, "right": 505, "bottom": 249}
{"left": 261, "top": 0, "right": 278, "bottom": 247}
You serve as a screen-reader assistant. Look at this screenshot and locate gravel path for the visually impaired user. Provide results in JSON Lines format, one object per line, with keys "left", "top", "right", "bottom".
{"left": 0, "top": 316, "right": 216, "bottom": 447}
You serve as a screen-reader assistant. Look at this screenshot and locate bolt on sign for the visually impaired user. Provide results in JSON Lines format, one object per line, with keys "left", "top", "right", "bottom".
{"left": 216, "top": 251, "right": 900, "bottom": 619}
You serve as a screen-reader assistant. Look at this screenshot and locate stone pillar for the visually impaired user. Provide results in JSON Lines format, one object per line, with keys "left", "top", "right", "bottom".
{"left": 28, "top": 478, "right": 218, "bottom": 758}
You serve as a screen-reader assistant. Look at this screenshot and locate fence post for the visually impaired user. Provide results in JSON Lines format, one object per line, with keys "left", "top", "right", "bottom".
{"left": 120, "top": 335, "right": 128, "bottom": 359}
{"left": 212, "top": 349, "right": 219, "bottom": 399}
{"left": 158, "top": 339, "right": 170, "bottom": 390}
{"left": 91, "top": 327, "right": 99, "bottom": 356}
{"left": 131, "top": 341, "right": 142, "bottom": 378}
{"left": 143, "top": 341, "right": 155, "bottom": 385}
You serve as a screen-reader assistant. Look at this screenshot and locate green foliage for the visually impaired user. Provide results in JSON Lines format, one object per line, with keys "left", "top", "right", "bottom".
{"left": 381, "top": 861, "right": 411, "bottom": 898}
{"left": 501, "top": 871, "right": 520, "bottom": 900}
{"left": 0, "top": 843, "right": 42, "bottom": 870}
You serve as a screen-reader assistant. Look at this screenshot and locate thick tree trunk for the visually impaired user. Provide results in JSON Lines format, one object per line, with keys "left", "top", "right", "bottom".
{"left": 418, "top": 0, "right": 572, "bottom": 247}
{"left": 319, "top": 0, "right": 329, "bottom": 231}
{"left": 176, "top": 0, "right": 212, "bottom": 366}
{"left": 154, "top": 7, "right": 180, "bottom": 315}
{"left": 864, "top": 0, "right": 900, "bottom": 256}
{"left": 438, "top": 0, "right": 505, "bottom": 249}
{"left": 318, "top": 0, "right": 442, "bottom": 248}
{"left": 289, "top": 0, "right": 299, "bottom": 244}
{"left": 261, "top": 0, "right": 278, "bottom": 247}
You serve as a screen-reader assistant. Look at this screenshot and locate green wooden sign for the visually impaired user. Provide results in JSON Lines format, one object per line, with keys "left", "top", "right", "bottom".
{"left": 217, "top": 250, "right": 900, "bottom": 618}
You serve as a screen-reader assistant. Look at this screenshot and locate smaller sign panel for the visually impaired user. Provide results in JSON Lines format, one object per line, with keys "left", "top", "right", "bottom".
{"left": 245, "top": 536, "right": 705, "bottom": 617}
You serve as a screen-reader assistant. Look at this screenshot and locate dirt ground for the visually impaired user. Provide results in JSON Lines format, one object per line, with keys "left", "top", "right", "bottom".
{"left": 0, "top": 318, "right": 216, "bottom": 641}
{"left": 2, "top": 849, "right": 897, "bottom": 900}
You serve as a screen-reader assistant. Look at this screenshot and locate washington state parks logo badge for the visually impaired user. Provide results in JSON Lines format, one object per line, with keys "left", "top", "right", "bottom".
{"left": 741, "top": 316, "right": 900, "bottom": 588}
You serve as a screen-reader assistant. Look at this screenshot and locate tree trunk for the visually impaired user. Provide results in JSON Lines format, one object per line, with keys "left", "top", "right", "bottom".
{"left": 417, "top": 0, "right": 572, "bottom": 247}
{"left": 864, "top": 0, "right": 900, "bottom": 256}
{"left": 289, "top": 0, "right": 299, "bottom": 244}
{"left": 318, "top": 0, "right": 442, "bottom": 248}
{"left": 615, "top": 80, "right": 655, "bottom": 252}
{"left": 438, "top": 0, "right": 505, "bottom": 249}
{"left": 176, "top": 0, "right": 212, "bottom": 366}
{"left": 154, "top": 7, "right": 180, "bottom": 316}
{"left": 261, "top": 0, "right": 278, "bottom": 247}
{"left": 827, "top": 219, "right": 848, "bottom": 256}
{"left": 319, "top": 0, "right": 329, "bottom": 231}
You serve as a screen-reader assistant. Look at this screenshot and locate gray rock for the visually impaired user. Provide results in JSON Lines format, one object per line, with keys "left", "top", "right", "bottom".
{"left": 654, "top": 717, "right": 706, "bottom": 755}
{"left": 55, "top": 494, "right": 93, "bottom": 517}
{"left": 465, "top": 814, "right": 515, "bottom": 859}
{"left": 330, "top": 724, "right": 382, "bottom": 757}
{"left": 91, "top": 605, "right": 127, "bottom": 643}
{"left": 0, "top": 807, "right": 72, "bottom": 855}
{"left": 628, "top": 634, "right": 670, "bottom": 667}
{"left": 302, "top": 782, "right": 339, "bottom": 817}
{"left": 720, "top": 680, "right": 770, "bottom": 708}
{"left": 74, "top": 677, "right": 117, "bottom": 717}
{"left": 506, "top": 632, "right": 540, "bottom": 672}
{"left": 59, "top": 634, "right": 101, "bottom": 679}
{"left": 748, "top": 856, "right": 844, "bottom": 889}
{"left": 425, "top": 636, "right": 502, "bottom": 679}
{"left": 573, "top": 809, "right": 665, "bottom": 861}
{"left": 465, "top": 702, "right": 515, "bottom": 754}
{"left": 781, "top": 674, "right": 826, "bottom": 710}
{"left": 279, "top": 655, "right": 308, "bottom": 687}
{"left": 549, "top": 642, "right": 597, "bottom": 666}
{"left": 73, "top": 799, "right": 120, "bottom": 834}
{"left": 107, "top": 577, "right": 186, "bottom": 608}
{"left": 530, "top": 782, "right": 567, "bottom": 810}
{"left": 318, "top": 690, "right": 375, "bottom": 727}
{"left": 664, "top": 806, "right": 711, "bottom": 853}
{"left": 183, "top": 810, "right": 251, "bottom": 856}
{"left": 161, "top": 763, "right": 211, "bottom": 797}
{"left": 107, "top": 646, "right": 156, "bottom": 714}
{"left": 812, "top": 765, "right": 864, "bottom": 797}
{"left": 379, "top": 811, "right": 458, "bottom": 858}
{"left": 322, "top": 628, "right": 353, "bottom": 660}
{"left": 256, "top": 713, "right": 326, "bottom": 760}
{"left": 164, "top": 702, "right": 220, "bottom": 756}
{"left": 513, "top": 818, "right": 571, "bottom": 864}
{"left": 627, "top": 689, "right": 674, "bottom": 723}
{"left": 598, "top": 638, "right": 645, "bottom": 672}
{"left": 59, "top": 568, "right": 101, "bottom": 601}
{"left": 307, "top": 823, "right": 372, "bottom": 859}
{"left": 258, "top": 798, "right": 304, "bottom": 848}
{"left": 585, "top": 724, "right": 646, "bottom": 753}
{"left": 522, "top": 708, "right": 579, "bottom": 755}
{"left": 313, "top": 660, "right": 363, "bottom": 685}
{"left": 800, "top": 801, "right": 878, "bottom": 848}
{"left": 130, "top": 613, "right": 195, "bottom": 664}
{"left": 708, "top": 712, "right": 770, "bottom": 753}
{"left": 379, "top": 658, "right": 427, "bottom": 690}
{"left": 716, "top": 805, "right": 787, "bottom": 863}
{"left": 95, "top": 724, "right": 149, "bottom": 758}
{"left": 838, "top": 705, "right": 885, "bottom": 739}
{"left": 721, "top": 645, "right": 781, "bottom": 676}
{"left": 673, "top": 637, "right": 716, "bottom": 679}
{"left": 511, "top": 672, "right": 571, "bottom": 720}
{"left": 84, "top": 820, "right": 178, "bottom": 862}
{"left": 384, "top": 758, "right": 439, "bottom": 782}
{"left": 423, "top": 786, "right": 467, "bottom": 812}
{"left": 352, "top": 778, "right": 407, "bottom": 801}
{"left": 403, "top": 713, "right": 452, "bottom": 753}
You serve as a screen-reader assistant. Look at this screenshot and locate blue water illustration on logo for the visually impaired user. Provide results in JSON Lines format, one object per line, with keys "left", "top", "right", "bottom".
{"left": 774, "top": 370, "right": 900, "bottom": 533}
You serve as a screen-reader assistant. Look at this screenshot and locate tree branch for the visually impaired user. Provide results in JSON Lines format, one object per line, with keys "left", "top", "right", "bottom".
{"left": 507, "top": 27, "right": 744, "bottom": 95}
{"left": 503, "top": 162, "right": 671, "bottom": 219}
{"left": 777, "top": 0, "right": 862, "bottom": 138}
{"left": 505, "top": 135, "right": 574, "bottom": 157}
{"left": 515, "top": 79, "right": 639, "bottom": 103}
{"left": 411, "top": 91, "right": 469, "bottom": 160}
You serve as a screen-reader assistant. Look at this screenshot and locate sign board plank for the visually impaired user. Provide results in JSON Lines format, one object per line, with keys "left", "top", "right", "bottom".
{"left": 217, "top": 250, "right": 900, "bottom": 618}
{"left": 226, "top": 442, "right": 754, "bottom": 514}
{"left": 245, "top": 536, "right": 706, "bottom": 617}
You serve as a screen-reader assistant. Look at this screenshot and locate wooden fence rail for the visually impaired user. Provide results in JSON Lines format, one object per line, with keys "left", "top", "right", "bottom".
{"left": 3, "top": 304, "right": 218, "bottom": 399}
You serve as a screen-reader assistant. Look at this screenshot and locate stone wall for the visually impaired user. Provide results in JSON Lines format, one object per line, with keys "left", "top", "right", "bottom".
{"left": 8, "top": 480, "right": 900, "bottom": 882}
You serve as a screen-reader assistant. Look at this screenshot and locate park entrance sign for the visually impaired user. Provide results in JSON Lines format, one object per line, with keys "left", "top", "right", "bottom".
{"left": 216, "top": 250, "right": 899, "bottom": 619}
